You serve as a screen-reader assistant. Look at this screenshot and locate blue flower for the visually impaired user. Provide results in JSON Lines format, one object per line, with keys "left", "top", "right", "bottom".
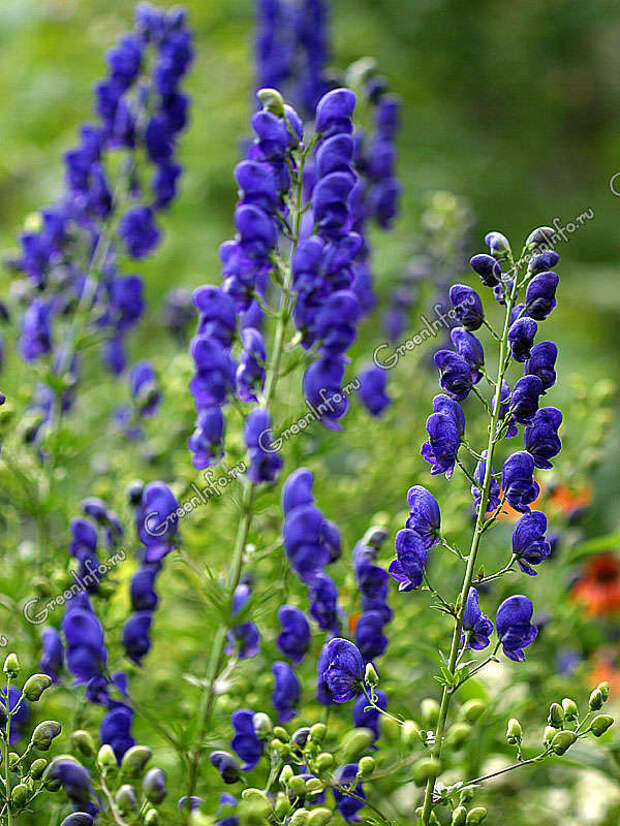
{"left": 509, "top": 375, "right": 544, "bottom": 424}
{"left": 188, "top": 407, "right": 225, "bottom": 469}
{"left": 512, "top": 511, "right": 551, "bottom": 575}
{"left": 528, "top": 251, "right": 559, "bottom": 274}
{"left": 524, "top": 407, "right": 562, "bottom": 469}
{"left": 303, "top": 356, "right": 350, "bottom": 430}
{"left": 525, "top": 341, "right": 557, "bottom": 392}
{"left": 271, "top": 661, "right": 300, "bottom": 723}
{"left": 193, "top": 286, "right": 237, "bottom": 346}
{"left": 277, "top": 605, "right": 311, "bottom": 664}
{"left": 496, "top": 595, "right": 538, "bottom": 661}
{"left": 357, "top": 364, "right": 391, "bottom": 416}
{"left": 405, "top": 485, "right": 441, "bottom": 547}
{"left": 355, "top": 611, "right": 388, "bottom": 661}
{"left": 421, "top": 395, "right": 465, "bottom": 478}
{"left": 315, "top": 88, "right": 356, "bottom": 137}
{"left": 129, "top": 360, "right": 161, "bottom": 416}
{"left": 209, "top": 751, "right": 242, "bottom": 784}
{"left": 231, "top": 709, "right": 263, "bottom": 770}
{"left": 236, "top": 327, "right": 267, "bottom": 402}
{"left": 122, "top": 611, "right": 153, "bottom": 664}
{"left": 389, "top": 529, "right": 428, "bottom": 591}
{"left": 333, "top": 763, "right": 366, "bottom": 822}
{"left": 40, "top": 626, "right": 64, "bottom": 683}
{"left": 525, "top": 271, "right": 558, "bottom": 320}
{"left": 469, "top": 254, "right": 501, "bottom": 287}
{"left": 507, "top": 317, "right": 537, "bottom": 362}
{"left": 190, "top": 337, "right": 236, "bottom": 409}
{"left": 226, "top": 583, "right": 260, "bottom": 659}
{"left": 450, "top": 327, "right": 484, "bottom": 383}
{"left": 434, "top": 350, "right": 472, "bottom": 401}
{"left": 136, "top": 481, "right": 179, "bottom": 561}
{"left": 0, "top": 687, "right": 29, "bottom": 743}
{"left": 62, "top": 595, "right": 107, "bottom": 682}
{"left": 501, "top": 451, "right": 539, "bottom": 513}
{"left": 100, "top": 703, "right": 135, "bottom": 762}
{"left": 244, "top": 408, "right": 283, "bottom": 484}
{"left": 471, "top": 450, "right": 501, "bottom": 514}
{"left": 353, "top": 690, "right": 388, "bottom": 741}
{"left": 317, "top": 638, "right": 364, "bottom": 704}
{"left": 281, "top": 468, "right": 315, "bottom": 515}
{"left": 215, "top": 792, "right": 239, "bottom": 825}
{"left": 45, "top": 759, "right": 95, "bottom": 813}
{"left": 308, "top": 572, "right": 341, "bottom": 633}
{"left": 449, "top": 284, "right": 484, "bottom": 331}
{"left": 119, "top": 206, "right": 160, "bottom": 259}
{"left": 461, "top": 588, "right": 493, "bottom": 650}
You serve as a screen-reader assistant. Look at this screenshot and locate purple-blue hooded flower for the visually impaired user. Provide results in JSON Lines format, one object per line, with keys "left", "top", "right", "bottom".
{"left": 122, "top": 611, "right": 153, "bottom": 664}
{"left": 244, "top": 407, "right": 283, "bottom": 484}
{"left": 355, "top": 610, "right": 388, "bottom": 661}
{"left": 421, "top": 395, "right": 465, "bottom": 478}
{"left": 277, "top": 605, "right": 311, "bottom": 665}
{"left": 525, "top": 341, "right": 557, "bottom": 392}
{"left": 525, "top": 271, "right": 559, "bottom": 320}
{"left": 524, "top": 407, "right": 562, "bottom": 469}
{"left": 271, "top": 661, "right": 300, "bottom": 723}
{"left": 281, "top": 468, "right": 315, "bottom": 515}
{"left": 507, "top": 317, "right": 538, "bottom": 363}
{"left": 389, "top": 529, "right": 428, "bottom": 591}
{"left": 315, "top": 88, "right": 356, "bottom": 137}
{"left": 450, "top": 327, "right": 484, "bottom": 383}
{"left": 461, "top": 588, "right": 493, "bottom": 650}
{"left": 471, "top": 450, "right": 501, "bottom": 514}
{"left": 448, "top": 284, "right": 484, "bottom": 331}
{"left": 501, "top": 451, "right": 539, "bottom": 513}
{"left": 40, "top": 626, "right": 64, "bottom": 683}
{"left": 236, "top": 327, "right": 266, "bottom": 403}
{"left": 119, "top": 206, "right": 160, "bottom": 259}
{"left": 209, "top": 751, "right": 242, "bottom": 784}
{"left": 512, "top": 511, "right": 551, "bottom": 576}
{"left": 357, "top": 365, "right": 390, "bottom": 416}
{"left": 136, "top": 481, "right": 178, "bottom": 561}
{"left": 509, "top": 375, "right": 544, "bottom": 424}
{"left": 308, "top": 572, "right": 341, "bottom": 633}
{"left": 434, "top": 350, "right": 472, "bottom": 401}
{"left": 469, "top": 253, "right": 501, "bottom": 287}
{"left": 317, "top": 638, "right": 364, "bottom": 704}
{"left": 496, "top": 595, "right": 538, "bottom": 662}
{"left": 231, "top": 709, "right": 264, "bottom": 769}
{"left": 353, "top": 690, "right": 388, "bottom": 741}
{"left": 333, "top": 763, "right": 366, "bottom": 822}
{"left": 405, "top": 485, "right": 440, "bottom": 548}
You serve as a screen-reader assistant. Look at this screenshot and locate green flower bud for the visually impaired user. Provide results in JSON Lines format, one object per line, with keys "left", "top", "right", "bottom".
{"left": 341, "top": 727, "right": 374, "bottom": 762}
{"left": 466, "top": 807, "right": 488, "bottom": 824}
{"left": 561, "top": 698, "right": 578, "bottom": 721}
{"left": 446, "top": 722, "right": 471, "bottom": 749}
{"left": 71, "top": 730, "right": 96, "bottom": 758}
{"left": 525, "top": 227, "right": 555, "bottom": 250}
{"left": 242, "top": 788, "right": 271, "bottom": 805}
{"left": 23, "top": 673, "right": 52, "bottom": 702}
{"left": 3, "top": 653, "right": 20, "bottom": 678}
{"left": 31, "top": 721, "right": 62, "bottom": 751}
{"left": 273, "top": 726, "right": 289, "bottom": 741}
{"left": 8, "top": 753, "right": 19, "bottom": 769}
{"left": 551, "top": 730, "right": 577, "bottom": 755}
{"left": 305, "top": 777, "right": 325, "bottom": 794}
{"left": 115, "top": 784, "right": 138, "bottom": 814}
{"left": 364, "top": 662, "right": 379, "bottom": 687}
{"left": 143, "top": 768, "right": 167, "bottom": 804}
{"left": 412, "top": 757, "right": 441, "bottom": 786}
{"left": 30, "top": 758, "right": 47, "bottom": 780}
{"left": 274, "top": 793, "right": 289, "bottom": 818}
{"left": 421, "top": 698, "right": 440, "bottom": 727}
{"left": 597, "top": 681, "right": 610, "bottom": 702}
{"left": 548, "top": 703, "right": 564, "bottom": 727}
{"left": 144, "top": 809, "right": 161, "bottom": 826}
{"left": 460, "top": 699, "right": 486, "bottom": 723}
{"left": 358, "top": 756, "right": 375, "bottom": 777}
{"left": 589, "top": 689, "right": 604, "bottom": 711}
{"left": 121, "top": 745, "right": 152, "bottom": 779}
{"left": 97, "top": 744, "right": 118, "bottom": 772}
{"left": 543, "top": 726, "right": 556, "bottom": 745}
{"left": 279, "top": 765, "right": 294, "bottom": 786}
{"left": 253, "top": 712, "right": 273, "bottom": 740}
{"left": 288, "top": 776, "right": 307, "bottom": 797}
{"left": 401, "top": 719, "right": 422, "bottom": 748}
{"left": 288, "top": 809, "right": 310, "bottom": 826}
{"left": 309, "top": 723, "right": 327, "bottom": 743}
{"left": 307, "top": 809, "right": 333, "bottom": 826}
{"left": 11, "top": 783, "right": 29, "bottom": 808}
{"left": 292, "top": 727, "right": 311, "bottom": 748}
{"left": 451, "top": 806, "right": 467, "bottom": 826}
{"left": 272, "top": 738, "right": 290, "bottom": 757}
{"left": 459, "top": 787, "right": 475, "bottom": 804}
{"left": 257, "top": 88, "right": 285, "bottom": 118}
{"left": 315, "top": 752, "right": 334, "bottom": 772}
{"left": 506, "top": 718, "right": 522, "bottom": 745}
{"left": 591, "top": 715, "right": 614, "bottom": 737}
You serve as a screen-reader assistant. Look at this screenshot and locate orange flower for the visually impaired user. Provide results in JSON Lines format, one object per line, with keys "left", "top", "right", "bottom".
{"left": 572, "top": 554, "right": 620, "bottom": 616}
{"left": 550, "top": 484, "right": 592, "bottom": 514}
{"left": 589, "top": 650, "right": 620, "bottom": 696}
{"left": 348, "top": 611, "right": 361, "bottom": 635}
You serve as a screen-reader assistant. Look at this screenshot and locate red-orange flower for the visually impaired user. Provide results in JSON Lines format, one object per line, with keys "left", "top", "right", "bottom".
{"left": 572, "top": 554, "right": 620, "bottom": 616}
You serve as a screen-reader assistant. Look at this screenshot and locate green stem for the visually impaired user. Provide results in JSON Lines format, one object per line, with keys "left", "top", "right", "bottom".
{"left": 420, "top": 269, "right": 520, "bottom": 825}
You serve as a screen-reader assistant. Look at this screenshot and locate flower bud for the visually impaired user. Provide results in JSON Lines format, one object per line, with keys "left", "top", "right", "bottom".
{"left": 115, "top": 784, "right": 138, "bottom": 815}
{"left": 60, "top": 815, "right": 94, "bottom": 826}
{"left": 551, "top": 730, "right": 577, "bottom": 755}
{"left": 309, "top": 723, "right": 327, "bottom": 743}
{"left": 31, "top": 721, "right": 62, "bottom": 751}
{"left": 242, "top": 788, "right": 270, "bottom": 805}
{"left": 315, "top": 752, "right": 334, "bottom": 772}
{"left": 446, "top": 722, "right": 471, "bottom": 749}
{"left": 3, "top": 653, "right": 20, "bottom": 678}
{"left": 253, "top": 712, "right": 273, "bottom": 740}
{"left": 97, "top": 745, "right": 118, "bottom": 772}
{"left": 273, "top": 726, "right": 289, "bottom": 741}
{"left": 279, "top": 765, "right": 294, "bottom": 785}
{"left": 305, "top": 777, "right": 324, "bottom": 794}
{"left": 505, "top": 718, "right": 522, "bottom": 745}
{"left": 292, "top": 727, "right": 311, "bottom": 748}
{"left": 460, "top": 699, "right": 486, "bottom": 723}
{"left": 30, "top": 758, "right": 47, "bottom": 779}
{"left": 341, "top": 727, "right": 374, "bottom": 762}
{"left": 272, "top": 738, "right": 290, "bottom": 757}
{"left": 466, "top": 807, "right": 488, "bottom": 824}
{"left": 362, "top": 526, "right": 389, "bottom": 549}
{"left": 589, "top": 689, "right": 604, "bottom": 712}
{"left": 543, "top": 726, "right": 556, "bottom": 745}
{"left": 274, "top": 794, "right": 289, "bottom": 818}
{"left": 596, "top": 681, "right": 610, "bottom": 702}
{"left": 459, "top": 787, "right": 475, "bottom": 804}
{"left": 358, "top": 756, "right": 375, "bottom": 777}
{"left": 547, "top": 703, "right": 564, "bottom": 727}
{"left": 121, "top": 745, "right": 152, "bottom": 779}
{"left": 71, "top": 730, "right": 96, "bottom": 758}
{"left": 412, "top": 757, "right": 441, "bottom": 786}
{"left": 257, "top": 88, "right": 285, "bottom": 118}
{"left": 143, "top": 768, "right": 167, "bottom": 804}
{"left": 591, "top": 715, "right": 614, "bottom": 737}
{"left": 525, "top": 227, "right": 555, "bottom": 250}
{"left": 364, "top": 662, "right": 379, "bottom": 687}
{"left": 288, "top": 775, "right": 307, "bottom": 797}
{"left": 561, "top": 698, "right": 578, "bottom": 721}
{"left": 23, "top": 673, "right": 52, "bottom": 702}
{"left": 288, "top": 809, "right": 310, "bottom": 826}
{"left": 401, "top": 719, "right": 422, "bottom": 748}
{"left": 11, "top": 783, "right": 29, "bottom": 808}
{"left": 421, "top": 698, "right": 440, "bottom": 727}
{"left": 8, "top": 753, "right": 19, "bottom": 769}
{"left": 484, "top": 231, "right": 511, "bottom": 256}
{"left": 451, "top": 806, "right": 467, "bottom": 826}
{"left": 307, "top": 809, "right": 333, "bottom": 826}
{"left": 143, "top": 811, "right": 160, "bottom": 826}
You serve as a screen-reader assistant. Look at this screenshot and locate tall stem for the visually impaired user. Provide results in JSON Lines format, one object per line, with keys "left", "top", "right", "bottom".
{"left": 185, "top": 153, "right": 305, "bottom": 802}
{"left": 421, "top": 270, "right": 519, "bottom": 824}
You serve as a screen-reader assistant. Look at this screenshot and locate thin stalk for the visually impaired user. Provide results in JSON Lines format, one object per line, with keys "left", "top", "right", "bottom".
{"left": 420, "top": 270, "right": 520, "bottom": 825}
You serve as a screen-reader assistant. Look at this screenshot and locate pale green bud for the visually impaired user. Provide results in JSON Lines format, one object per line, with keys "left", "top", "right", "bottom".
{"left": 288, "top": 808, "right": 310, "bottom": 826}
{"left": 257, "top": 88, "right": 285, "bottom": 118}
{"left": 8, "top": 752, "right": 19, "bottom": 768}
{"left": 144, "top": 810, "right": 161, "bottom": 826}
{"left": 288, "top": 776, "right": 307, "bottom": 797}
{"left": 115, "top": 784, "right": 138, "bottom": 814}
{"left": 451, "top": 806, "right": 467, "bottom": 826}
{"left": 341, "top": 727, "right": 374, "bottom": 762}
{"left": 589, "top": 689, "right": 604, "bottom": 711}
{"left": 30, "top": 758, "right": 47, "bottom": 780}
{"left": 307, "top": 809, "right": 333, "bottom": 826}
{"left": 401, "top": 719, "right": 422, "bottom": 747}
{"left": 358, "top": 756, "right": 375, "bottom": 777}
{"left": 71, "top": 730, "right": 96, "bottom": 758}
{"left": 506, "top": 718, "right": 522, "bottom": 745}
{"left": 3, "top": 653, "right": 20, "bottom": 678}
{"left": 121, "top": 745, "right": 152, "bottom": 779}
{"left": 315, "top": 752, "right": 334, "bottom": 772}
{"left": 561, "top": 698, "right": 578, "bottom": 721}
{"left": 273, "top": 726, "right": 289, "bottom": 741}
{"left": 364, "top": 662, "right": 379, "bottom": 687}
{"left": 11, "top": 783, "right": 29, "bottom": 808}
{"left": 548, "top": 703, "right": 564, "bottom": 727}
{"left": 31, "top": 721, "right": 62, "bottom": 751}
{"left": 279, "top": 765, "right": 294, "bottom": 785}
{"left": 591, "top": 715, "right": 614, "bottom": 737}
{"left": 305, "top": 777, "right": 324, "bottom": 794}
{"left": 97, "top": 744, "right": 118, "bottom": 772}
{"left": 466, "top": 807, "right": 487, "bottom": 824}
{"left": 543, "top": 725, "right": 556, "bottom": 745}
{"left": 412, "top": 757, "right": 441, "bottom": 786}
{"left": 597, "top": 681, "right": 610, "bottom": 702}
{"left": 22, "top": 673, "right": 52, "bottom": 702}
{"left": 421, "top": 698, "right": 440, "bottom": 727}
{"left": 242, "top": 788, "right": 270, "bottom": 805}
{"left": 551, "top": 730, "right": 577, "bottom": 755}
{"left": 274, "top": 793, "right": 289, "bottom": 818}
{"left": 309, "top": 723, "right": 327, "bottom": 743}
{"left": 253, "top": 712, "right": 273, "bottom": 740}
{"left": 460, "top": 699, "right": 486, "bottom": 723}
{"left": 446, "top": 722, "right": 471, "bottom": 749}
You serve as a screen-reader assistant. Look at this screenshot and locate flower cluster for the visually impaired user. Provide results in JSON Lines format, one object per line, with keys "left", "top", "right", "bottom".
{"left": 352, "top": 527, "right": 392, "bottom": 662}
{"left": 11, "top": 3, "right": 192, "bottom": 445}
